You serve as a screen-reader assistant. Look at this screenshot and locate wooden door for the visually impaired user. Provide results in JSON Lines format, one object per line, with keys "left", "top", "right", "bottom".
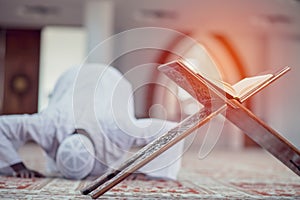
{"left": 0, "top": 29, "right": 41, "bottom": 114}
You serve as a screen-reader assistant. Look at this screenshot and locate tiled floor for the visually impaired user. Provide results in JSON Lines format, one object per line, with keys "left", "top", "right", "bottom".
{"left": 0, "top": 143, "right": 299, "bottom": 199}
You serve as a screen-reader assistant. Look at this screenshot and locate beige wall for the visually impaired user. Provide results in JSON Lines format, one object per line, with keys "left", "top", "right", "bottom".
{"left": 39, "top": 26, "right": 86, "bottom": 110}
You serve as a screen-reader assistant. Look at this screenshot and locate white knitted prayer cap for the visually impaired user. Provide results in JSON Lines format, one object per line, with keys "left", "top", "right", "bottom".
{"left": 56, "top": 134, "right": 95, "bottom": 179}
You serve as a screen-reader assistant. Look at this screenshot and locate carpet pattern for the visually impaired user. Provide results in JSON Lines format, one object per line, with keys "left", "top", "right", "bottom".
{"left": 0, "top": 144, "right": 299, "bottom": 199}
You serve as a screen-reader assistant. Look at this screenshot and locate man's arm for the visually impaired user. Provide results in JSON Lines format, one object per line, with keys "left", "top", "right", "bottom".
{"left": 0, "top": 115, "right": 47, "bottom": 178}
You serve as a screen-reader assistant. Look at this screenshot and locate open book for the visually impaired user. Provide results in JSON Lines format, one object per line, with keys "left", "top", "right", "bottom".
{"left": 229, "top": 74, "right": 272, "bottom": 98}
{"left": 159, "top": 59, "right": 289, "bottom": 102}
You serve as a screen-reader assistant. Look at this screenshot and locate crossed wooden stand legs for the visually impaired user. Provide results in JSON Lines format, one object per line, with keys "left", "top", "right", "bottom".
{"left": 81, "top": 98, "right": 300, "bottom": 199}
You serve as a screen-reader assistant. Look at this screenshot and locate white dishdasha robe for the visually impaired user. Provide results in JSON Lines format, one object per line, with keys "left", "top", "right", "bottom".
{"left": 0, "top": 63, "right": 183, "bottom": 180}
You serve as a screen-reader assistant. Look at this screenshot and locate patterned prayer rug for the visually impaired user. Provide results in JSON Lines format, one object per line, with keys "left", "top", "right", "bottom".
{"left": 0, "top": 144, "right": 299, "bottom": 199}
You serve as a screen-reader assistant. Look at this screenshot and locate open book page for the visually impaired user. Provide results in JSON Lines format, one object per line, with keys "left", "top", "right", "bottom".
{"left": 201, "top": 76, "right": 237, "bottom": 97}
{"left": 232, "top": 74, "right": 273, "bottom": 97}
{"left": 180, "top": 59, "right": 274, "bottom": 99}
{"left": 197, "top": 73, "right": 273, "bottom": 99}
{"left": 180, "top": 59, "right": 237, "bottom": 97}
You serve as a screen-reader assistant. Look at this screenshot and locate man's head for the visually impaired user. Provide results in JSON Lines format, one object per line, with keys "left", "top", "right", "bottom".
{"left": 56, "top": 134, "right": 95, "bottom": 179}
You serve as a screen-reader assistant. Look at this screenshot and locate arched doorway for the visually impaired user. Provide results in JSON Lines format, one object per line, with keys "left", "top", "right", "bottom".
{"left": 150, "top": 33, "right": 249, "bottom": 150}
